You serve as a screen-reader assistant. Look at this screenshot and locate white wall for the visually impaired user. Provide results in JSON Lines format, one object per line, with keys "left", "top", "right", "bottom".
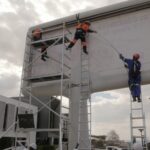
{"left": 23, "top": 6, "right": 150, "bottom": 96}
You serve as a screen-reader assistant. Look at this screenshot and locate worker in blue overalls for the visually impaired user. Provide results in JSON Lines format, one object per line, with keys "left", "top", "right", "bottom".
{"left": 119, "top": 53, "right": 141, "bottom": 102}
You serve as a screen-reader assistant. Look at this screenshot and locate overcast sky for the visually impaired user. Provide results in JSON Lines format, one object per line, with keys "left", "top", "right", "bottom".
{"left": 0, "top": 0, "right": 150, "bottom": 142}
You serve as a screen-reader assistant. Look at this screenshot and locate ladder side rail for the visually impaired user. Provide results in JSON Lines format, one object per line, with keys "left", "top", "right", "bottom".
{"left": 143, "top": 112, "right": 148, "bottom": 149}
{"left": 130, "top": 95, "right": 134, "bottom": 149}
{"left": 59, "top": 22, "right": 66, "bottom": 150}
{"left": 77, "top": 50, "right": 82, "bottom": 147}
{"left": 140, "top": 93, "right": 148, "bottom": 150}
{"left": 78, "top": 50, "right": 91, "bottom": 150}
{"left": 139, "top": 92, "right": 148, "bottom": 150}
{"left": 14, "top": 34, "right": 34, "bottom": 149}
{"left": 87, "top": 51, "right": 92, "bottom": 150}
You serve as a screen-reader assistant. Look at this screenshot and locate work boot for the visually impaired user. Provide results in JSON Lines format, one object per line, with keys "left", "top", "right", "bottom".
{"left": 137, "top": 97, "right": 141, "bottom": 102}
{"left": 83, "top": 49, "right": 88, "bottom": 55}
{"left": 45, "top": 55, "right": 49, "bottom": 58}
{"left": 41, "top": 57, "right": 46, "bottom": 61}
{"left": 66, "top": 47, "right": 71, "bottom": 51}
{"left": 133, "top": 97, "right": 136, "bottom": 102}
{"left": 66, "top": 42, "right": 74, "bottom": 50}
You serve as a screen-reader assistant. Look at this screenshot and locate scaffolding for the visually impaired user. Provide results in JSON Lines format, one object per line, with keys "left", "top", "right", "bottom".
{"left": 14, "top": 22, "right": 72, "bottom": 149}
{"left": 0, "top": 18, "right": 93, "bottom": 150}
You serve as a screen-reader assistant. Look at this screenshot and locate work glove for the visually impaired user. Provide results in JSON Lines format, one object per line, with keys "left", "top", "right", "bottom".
{"left": 124, "top": 64, "right": 128, "bottom": 68}
{"left": 119, "top": 53, "right": 123, "bottom": 59}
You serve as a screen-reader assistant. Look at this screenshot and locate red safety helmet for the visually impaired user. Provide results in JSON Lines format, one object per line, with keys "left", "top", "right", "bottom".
{"left": 84, "top": 21, "right": 91, "bottom": 25}
{"left": 32, "top": 28, "right": 42, "bottom": 37}
{"left": 133, "top": 53, "right": 140, "bottom": 60}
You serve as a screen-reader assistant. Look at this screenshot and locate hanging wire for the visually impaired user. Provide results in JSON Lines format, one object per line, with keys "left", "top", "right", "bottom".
{"left": 94, "top": 32, "right": 121, "bottom": 55}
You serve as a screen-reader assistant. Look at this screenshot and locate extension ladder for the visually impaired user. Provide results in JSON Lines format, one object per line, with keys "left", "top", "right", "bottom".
{"left": 130, "top": 95, "right": 148, "bottom": 150}
{"left": 78, "top": 50, "right": 92, "bottom": 150}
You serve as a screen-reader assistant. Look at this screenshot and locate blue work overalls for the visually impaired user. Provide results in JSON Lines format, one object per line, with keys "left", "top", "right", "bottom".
{"left": 124, "top": 58, "right": 141, "bottom": 98}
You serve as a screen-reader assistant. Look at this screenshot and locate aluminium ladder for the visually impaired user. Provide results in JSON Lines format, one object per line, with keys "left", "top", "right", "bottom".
{"left": 130, "top": 96, "right": 147, "bottom": 150}
{"left": 78, "top": 50, "right": 92, "bottom": 150}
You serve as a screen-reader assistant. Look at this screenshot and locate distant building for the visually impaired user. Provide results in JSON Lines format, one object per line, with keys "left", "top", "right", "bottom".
{"left": 0, "top": 95, "right": 69, "bottom": 149}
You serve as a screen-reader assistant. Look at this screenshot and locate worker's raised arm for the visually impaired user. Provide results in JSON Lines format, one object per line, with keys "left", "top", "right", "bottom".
{"left": 119, "top": 53, "right": 129, "bottom": 68}
{"left": 87, "top": 29, "right": 97, "bottom": 33}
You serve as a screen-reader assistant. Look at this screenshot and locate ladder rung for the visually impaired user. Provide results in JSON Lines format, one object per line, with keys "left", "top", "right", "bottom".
{"left": 81, "top": 96, "right": 89, "bottom": 99}
{"left": 79, "top": 112, "right": 91, "bottom": 115}
{"left": 132, "top": 126, "right": 144, "bottom": 129}
{"left": 81, "top": 63, "right": 88, "bottom": 66}
{"left": 81, "top": 91, "right": 89, "bottom": 93}
{"left": 133, "top": 135, "right": 145, "bottom": 138}
{"left": 79, "top": 121, "right": 90, "bottom": 123}
{"left": 78, "top": 130, "right": 91, "bottom": 133}
{"left": 81, "top": 95, "right": 89, "bottom": 98}
{"left": 80, "top": 99, "right": 88, "bottom": 102}
{"left": 81, "top": 78, "right": 89, "bottom": 81}
{"left": 81, "top": 83, "right": 88, "bottom": 86}
{"left": 132, "top": 116, "right": 144, "bottom": 119}
{"left": 81, "top": 92, "right": 89, "bottom": 95}
{"left": 81, "top": 97, "right": 89, "bottom": 100}
{"left": 132, "top": 108, "right": 142, "bottom": 110}
{"left": 81, "top": 86, "right": 89, "bottom": 88}
{"left": 81, "top": 70, "right": 89, "bottom": 72}
{"left": 81, "top": 81, "right": 89, "bottom": 83}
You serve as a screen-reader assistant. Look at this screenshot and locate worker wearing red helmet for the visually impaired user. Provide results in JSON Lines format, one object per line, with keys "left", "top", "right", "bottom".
{"left": 32, "top": 28, "right": 42, "bottom": 41}
{"left": 31, "top": 28, "right": 50, "bottom": 61}
{"left": 120, "top": 53, "right": 141, "bottom": 102}
{"left": 66, "top": 21, "right": 97, "bottom": 54}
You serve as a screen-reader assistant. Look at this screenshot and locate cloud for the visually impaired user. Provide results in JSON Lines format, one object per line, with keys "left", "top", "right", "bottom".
{"left": 0, "top": 74, "right": 20, "bottom": 97}
{"left": 0, "top": 59, "right": 21, "bottom": 96}
{"left": 0, "top": 0, "right": 41, "bottom": 66}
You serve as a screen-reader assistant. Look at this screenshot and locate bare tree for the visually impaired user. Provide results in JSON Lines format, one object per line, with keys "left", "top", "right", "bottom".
{"left": 106, "top": 130, "right": 120, "bottom": 146}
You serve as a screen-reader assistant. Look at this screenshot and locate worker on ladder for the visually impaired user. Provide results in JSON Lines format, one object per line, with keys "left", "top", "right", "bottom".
{"left": 119, "top": 53, "right": 141, "bottom": 102}
{"left": 32, "top": 28, "right": 49, "bottom": 61}
{"left": 66, "top": 21, "right": 97, "bottom": 54}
